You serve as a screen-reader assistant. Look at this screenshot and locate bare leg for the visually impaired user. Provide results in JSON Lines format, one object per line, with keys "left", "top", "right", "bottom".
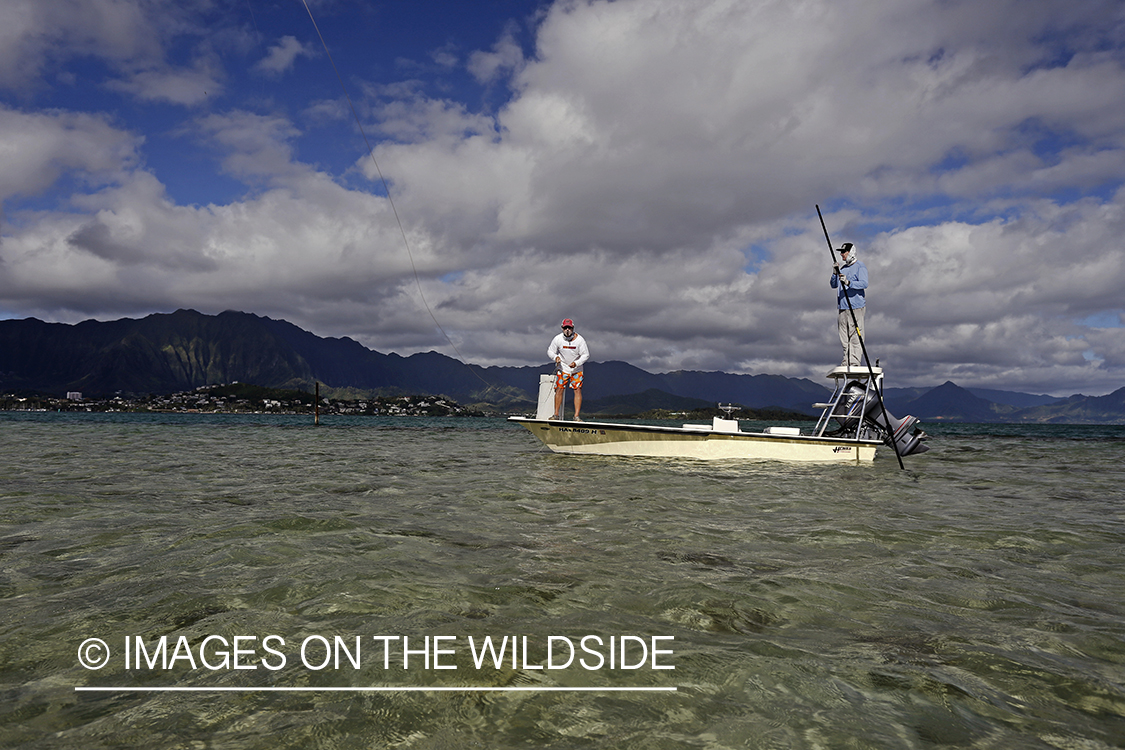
{"left": 553, "top": 385, "right": 564, "bottom": 419}
{"left": 573, "top": 387, "right": 582, "bottom": 421}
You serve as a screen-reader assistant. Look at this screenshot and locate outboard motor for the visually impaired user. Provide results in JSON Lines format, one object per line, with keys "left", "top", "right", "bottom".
{"left": 866, "top": 401, "right": 929, "bottom": 456}
{"left": 832, "top": 381, "right": 929, "bottom": 456}
{"left": 831, "top": 381, "right": 870, "bottom": 432}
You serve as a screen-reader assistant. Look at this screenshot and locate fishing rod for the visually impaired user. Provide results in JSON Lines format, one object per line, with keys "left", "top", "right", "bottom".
{"left": 299, "top": 0, "right": 501, "bottom": 399}
{"left": 815, "top": 204, "right": 905, "bottom": 470}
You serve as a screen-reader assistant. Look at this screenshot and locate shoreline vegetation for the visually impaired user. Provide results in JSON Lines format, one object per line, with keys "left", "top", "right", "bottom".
{"left": 0, "top": 382, "right": 814, "bottom": 422}
{"left": 0, "top": 383, "right": 478, "bottom": 418}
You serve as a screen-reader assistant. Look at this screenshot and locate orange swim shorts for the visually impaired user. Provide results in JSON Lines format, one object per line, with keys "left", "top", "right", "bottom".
{"left": 555, "top": 370, "right": 584, "bottom": 390}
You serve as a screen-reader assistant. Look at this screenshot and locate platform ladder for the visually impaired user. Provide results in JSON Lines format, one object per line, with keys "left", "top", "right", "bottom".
{"left": 812, "top": 366, "right": 884, "bottom": 440}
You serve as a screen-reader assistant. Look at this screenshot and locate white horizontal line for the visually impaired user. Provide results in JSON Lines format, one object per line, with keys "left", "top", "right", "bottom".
{"left": 76, "top": 686, "right": 677, "bottom": 693}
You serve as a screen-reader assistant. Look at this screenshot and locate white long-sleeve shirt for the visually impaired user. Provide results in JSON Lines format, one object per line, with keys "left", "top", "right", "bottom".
{"left": 547, "top": 332, "right": 589, "bottom": 373}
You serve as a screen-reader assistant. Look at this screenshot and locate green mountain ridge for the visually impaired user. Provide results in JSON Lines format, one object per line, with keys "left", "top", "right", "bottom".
{"left": 1, "top": 309, "right": 1122, "bottom": 423}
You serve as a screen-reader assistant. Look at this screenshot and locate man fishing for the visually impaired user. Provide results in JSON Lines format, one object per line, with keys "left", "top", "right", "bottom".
{"left": 830, "top": 242, "right": 868, "bottom": 367}
{"left": 547, "top": 318, "right": 589, "bottom": 421}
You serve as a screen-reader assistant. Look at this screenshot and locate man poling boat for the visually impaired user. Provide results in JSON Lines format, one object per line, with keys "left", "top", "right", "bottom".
{"left": 830, "top": 242, "right": 867, "bottom": 368}
{"left": 816, "top": 205, "right": 928, "bottom": 465}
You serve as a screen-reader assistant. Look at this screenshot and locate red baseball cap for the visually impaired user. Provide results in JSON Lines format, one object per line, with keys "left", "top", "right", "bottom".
{"left": 561, "top": 318, "right": 574, "bottom": 328}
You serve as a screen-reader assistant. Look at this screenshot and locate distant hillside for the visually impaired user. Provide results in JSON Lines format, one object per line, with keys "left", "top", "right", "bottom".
{"left": 582, "top": 388, "right": 715, "bottom": 416}
{"left": 0, "top": 310, "right": 313, "bottom": 396}
{"left": 965, "top": 387, "right": 1061, "bottom": 408}
{"left": 893, "top": 381, "right": 1125, "bottom": 424}
{"left": 0, "top": 310, "right": 830, "bottom": 413}
{"left": 899, "top": 381, "right": 1016, "bottom": 422}
{"left": 1008, "top": 385, "right": 1125, "bottom": 424}
{"left": 2, "top": 309, "right": 1121, "bottom": 423}
{"left": 882, "top": 385, "right": 1061, "bottom": 413}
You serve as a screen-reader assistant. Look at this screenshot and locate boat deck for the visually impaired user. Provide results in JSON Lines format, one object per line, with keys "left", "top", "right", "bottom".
{"left": 508, "top": 416, "right": 880, "bottom": 462}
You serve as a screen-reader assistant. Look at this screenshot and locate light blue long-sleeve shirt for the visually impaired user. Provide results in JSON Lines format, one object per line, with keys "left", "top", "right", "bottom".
{"left": 830, "top": 260, "right": 868, "bottom": 310}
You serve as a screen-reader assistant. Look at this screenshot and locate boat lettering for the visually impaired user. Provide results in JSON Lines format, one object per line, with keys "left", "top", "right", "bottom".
{"left": 558, "top": 427, "right": 602, "bottom": 435}
{"left": 832, "top": 446, "right": 852, "bottom": 453}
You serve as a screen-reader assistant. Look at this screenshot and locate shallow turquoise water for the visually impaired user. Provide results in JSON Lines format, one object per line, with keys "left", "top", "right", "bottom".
{"left": 1, "top": 413, "right": 1123, "bottom": 748}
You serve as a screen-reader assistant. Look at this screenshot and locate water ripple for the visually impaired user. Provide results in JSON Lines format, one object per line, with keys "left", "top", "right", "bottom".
{"left": 2, "top": 414, "right": 1124, "bottom": 748}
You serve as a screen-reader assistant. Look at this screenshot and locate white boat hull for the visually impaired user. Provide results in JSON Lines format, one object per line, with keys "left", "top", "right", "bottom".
{"left": 509, "top": 417, "right": 879, "bottom": 463}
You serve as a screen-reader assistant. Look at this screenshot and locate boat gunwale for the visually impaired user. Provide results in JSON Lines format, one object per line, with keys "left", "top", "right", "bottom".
{"left": 506, "top": 416, "right": 882, "bottom": 447}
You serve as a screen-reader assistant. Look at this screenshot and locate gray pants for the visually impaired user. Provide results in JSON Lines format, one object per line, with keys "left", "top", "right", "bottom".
{"left": 838, "top": 307, "right": 865, "bottom": 367}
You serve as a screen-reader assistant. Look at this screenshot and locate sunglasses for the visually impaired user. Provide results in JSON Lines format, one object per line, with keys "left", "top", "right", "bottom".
{"left": 562, "top": 326, "right": 573, "bottom": 330}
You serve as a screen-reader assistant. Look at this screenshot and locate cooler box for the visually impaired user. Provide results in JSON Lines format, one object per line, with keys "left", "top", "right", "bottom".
{"left": 536, "top": 373, "right": 555, "bottom": 419}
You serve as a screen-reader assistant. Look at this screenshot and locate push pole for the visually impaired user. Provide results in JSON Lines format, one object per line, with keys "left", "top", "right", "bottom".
{"left": 816, "top": 205, "right": 904, "bottom": 470}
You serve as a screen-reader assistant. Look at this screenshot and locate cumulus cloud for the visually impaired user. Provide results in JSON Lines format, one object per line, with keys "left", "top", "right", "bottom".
{"left": 0, "top": 0, "right": 164, "bottom": 90}
{"left": 338, "top": 0, "right": 1125, "bottom": 393}
{"left": 468, "top": 26, "right": 526, "bottom": 83}
{"left": 0, "top": 0, "right": 230, "bottom": 106}
{"left": 104, "top": 62, "right": 223, "bottom": 105}
{"left": 374, "top": 0, "right": 1125, "bottom": 253}
{"left": 1, "top": 165, "right": 435, "bottom": 320}
{"left": 194, "top": 111, "right": 306, "bottom": 181}
{"left": 2, "top": 0, "right": 1125, "bottom": 396}
{"left": 0, "top": 106, "right": 140, "bottom": 201}
{"left": 253, "top": 35, "right": 314, "bottom": 76}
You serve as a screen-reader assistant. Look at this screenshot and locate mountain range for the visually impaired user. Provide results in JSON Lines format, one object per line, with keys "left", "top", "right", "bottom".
{"left": 1, "top": 309, "right": 1121, "bottom": 423}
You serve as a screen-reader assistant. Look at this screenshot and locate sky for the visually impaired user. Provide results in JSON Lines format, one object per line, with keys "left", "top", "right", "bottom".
{"left": 2, "top": 0, "right": 1124, "bottom": 397}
